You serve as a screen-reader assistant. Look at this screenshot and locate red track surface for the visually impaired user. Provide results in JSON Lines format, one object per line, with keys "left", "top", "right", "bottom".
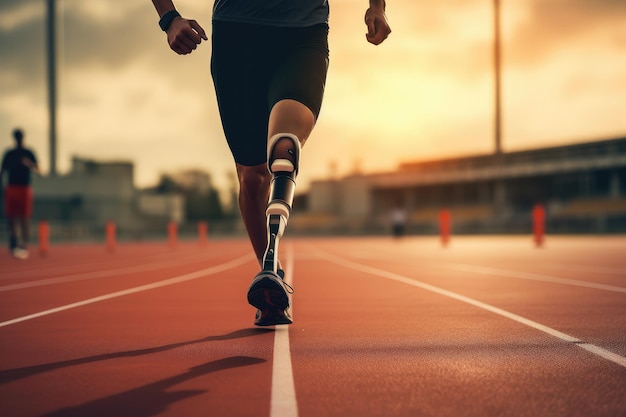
{"left": 1, "top": 236, "right": 625, "bottom": 417}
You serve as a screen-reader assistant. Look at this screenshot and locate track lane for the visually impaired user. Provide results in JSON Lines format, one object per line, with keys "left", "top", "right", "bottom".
{"left": 290, "top": 237, "right": 626, "bottom": 417}
{"left": 0, "top": 246, "right": 275, "bottom": 417}
{"left": 289, "top": 257, "right": 616, "bottom": 417}
{"left": 1, "top": 236, "right": 625, "bottom": 417}
{"left": 0, "top": 243, "right": 252, "bottom": 323}
{"left": 308, "top": 237, "right": 626, "bottom": 358}
{"left": 0, "top": 240, "right": 246, "bottom": 284}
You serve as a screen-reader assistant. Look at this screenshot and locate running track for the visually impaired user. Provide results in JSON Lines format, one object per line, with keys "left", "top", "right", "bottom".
{"left": 1, "top": 236, "right": 625, "bottom": 417}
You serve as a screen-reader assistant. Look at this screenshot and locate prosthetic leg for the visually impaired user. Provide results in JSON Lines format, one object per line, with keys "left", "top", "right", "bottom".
{"left": 247, "top": 133, "right": 300, "bottom": 326}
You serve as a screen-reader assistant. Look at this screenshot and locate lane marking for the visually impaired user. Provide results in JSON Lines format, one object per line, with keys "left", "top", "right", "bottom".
{"left": 332, "top": 250, "right": 626, "bottom": 294}
{"left": 541, "top": 262, "right": 626, "bottom": 276}
{"left": 0, "top": 263, "right": 192, "bottom": 292}
{"left": 0, "top": 249, "right": 205, "bottom": 281}
{"left": 443, "top": 263, "right": 626, "bottom": 294}
{"left": 271, "top": 243, "right": 298, "bottom": 417}
{"left": 0, "top": 250, "right": 233, "bottom": 290}
{"left": 295, "top": 248, "right": 626, "bottom": 294}
{"left": 316, "top": 250, "right": 626, "bottom": 369}
{"left": 0, "top": 254, "right": 252, "bottom": 328}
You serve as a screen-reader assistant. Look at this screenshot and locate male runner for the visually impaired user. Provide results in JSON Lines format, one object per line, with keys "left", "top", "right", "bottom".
{"left": 1, "top": 128, "right": 39, "bottom": 259}
{"left": 150, "top": 0, "right": 391, "bottom": 325}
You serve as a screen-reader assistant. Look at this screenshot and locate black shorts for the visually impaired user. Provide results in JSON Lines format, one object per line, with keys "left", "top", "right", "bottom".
{"left": 211, "top": 21, "right": 329, "bottom": 166}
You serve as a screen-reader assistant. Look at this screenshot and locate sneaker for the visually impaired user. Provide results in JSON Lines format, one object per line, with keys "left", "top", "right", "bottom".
{"left": 12, "top": 247, "right": 29, "bottom": 259}
{"left": 254, "top": 306, "right": 293, "bottom": 326}
{"left": 248, "top": 269, "right": 294, "bottom": 326}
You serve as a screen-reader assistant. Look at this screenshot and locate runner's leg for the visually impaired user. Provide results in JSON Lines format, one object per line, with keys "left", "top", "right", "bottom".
{"left": 235, "top": 162, "right": 271, "bottom": 266}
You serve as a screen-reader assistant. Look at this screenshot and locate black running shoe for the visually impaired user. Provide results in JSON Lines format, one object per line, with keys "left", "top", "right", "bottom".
{"left": 254, "top": 306, "right": 293, "bottom": 326}
{"left": 248, "top": 269, "right": 294, "bottom": 326}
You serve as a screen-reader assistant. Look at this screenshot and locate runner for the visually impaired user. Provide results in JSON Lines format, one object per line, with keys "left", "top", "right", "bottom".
{"left": 1, "top": 128, "right": 39, "bottom": 259}
{"left": 150, "top": 0, "right": 391, "bottom": 324}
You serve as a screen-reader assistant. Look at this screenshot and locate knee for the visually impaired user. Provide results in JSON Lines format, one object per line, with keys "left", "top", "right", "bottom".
{"left": 237, "top": 164, "right": 271, "bottom": 196}
{"left": 268, "top": 99, "right": 315, "bottom": 143}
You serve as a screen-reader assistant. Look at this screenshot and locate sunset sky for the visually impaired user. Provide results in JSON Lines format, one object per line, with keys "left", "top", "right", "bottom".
{"left": 1, "top": 0, "right": 625, "bottom": 195}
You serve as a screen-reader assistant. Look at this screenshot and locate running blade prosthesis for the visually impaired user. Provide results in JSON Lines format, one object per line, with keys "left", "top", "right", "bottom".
{"left": 247, "top": 134, "right": 300, "bottom": 326}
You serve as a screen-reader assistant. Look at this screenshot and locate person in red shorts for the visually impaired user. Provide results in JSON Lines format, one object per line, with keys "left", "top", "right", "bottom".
{"left": 1, "top": 128, "right": 39, "bottom": 259}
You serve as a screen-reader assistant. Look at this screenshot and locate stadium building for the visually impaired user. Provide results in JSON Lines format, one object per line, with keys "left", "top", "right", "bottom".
{"left": 295, "top": 136, "right": 626, "bottom": 234}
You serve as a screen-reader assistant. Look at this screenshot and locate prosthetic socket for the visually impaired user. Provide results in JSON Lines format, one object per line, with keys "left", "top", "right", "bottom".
{"left": 262, "top": 134, "right": 300, "bottom": 273}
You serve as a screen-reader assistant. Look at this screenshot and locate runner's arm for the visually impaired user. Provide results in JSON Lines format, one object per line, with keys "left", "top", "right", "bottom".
{"left": 21, "top": 153, "right": 40, "bottom": 174}
{"left": 0, "top": 152, "right": 7, "bottom": 188}
{"left": 365, "top": 0, "right": 391, "bottom": 45}
{"left": 151, "top": 0, "right": 207, "bottom": 55}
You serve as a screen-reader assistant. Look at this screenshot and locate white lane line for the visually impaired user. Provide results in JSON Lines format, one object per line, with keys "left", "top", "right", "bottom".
{"left": 1, "top": 263, "right": 190, "bottom": 292}
{"left": 0, "top": 251, "right": 229, "bottom": 291}
{"left": 317, "top": 250, "right": 626, "bottom": 369}
{"left": 541, "top": 262, "right": 626, "bottom": 276}
{"left": 0, "top": 250, "right": 205, "bottom": 281}
{"left": 577, "top": 343, "right": 626, "bottom": 367}
{"left": 271, "top": 243, "right": 298, "bottom": 417}
{"left": 0, "top": 254, "right": 252, "bottom": 328}
{"left": 443, "top": 264, "right": 626, "bottom": 294}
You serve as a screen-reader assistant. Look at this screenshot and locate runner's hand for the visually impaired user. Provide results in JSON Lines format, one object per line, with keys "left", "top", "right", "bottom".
{"left": 167, "top": 17, "right": 207, "bottom": 55}
{"left": 21, "top": 158, "right": 34, "bottom": 169}
{"left": 365, "top": 7, "right": 391, "bottom": 45}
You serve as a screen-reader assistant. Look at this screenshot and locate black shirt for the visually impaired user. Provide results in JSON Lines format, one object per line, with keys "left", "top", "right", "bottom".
{"left": 1, "top": 148, "right": 37, "bottom": 186}
{"left": 212, "top": 0, "right": 329, "bottom": 27}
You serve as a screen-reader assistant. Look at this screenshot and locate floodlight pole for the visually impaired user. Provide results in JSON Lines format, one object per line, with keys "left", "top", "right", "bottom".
{"left": 46, "top": 0, "right": 57, "bottom": 176}
{"left": 493, "top": 0, "right": 502, "bottom": 156}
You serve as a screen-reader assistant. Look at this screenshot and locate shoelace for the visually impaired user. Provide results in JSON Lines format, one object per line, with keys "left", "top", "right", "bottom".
{"left": 282, "top": 280, "right": 294, "bottom": 294}
{"left": 276, "top": 269, "right": 295, "bottom": 294}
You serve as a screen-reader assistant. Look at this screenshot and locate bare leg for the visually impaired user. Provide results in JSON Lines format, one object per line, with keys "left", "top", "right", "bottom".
{"left": 19, "top": 217, "right": 29, "bottom": 248}
{"left": 236, "top": 99, "right": 316, "bottom": 266}
{"left": 268, "top": 99, "right": 315, "bottom": 158}
{"left": 244, "top": 99, "right": 317, "bottom": 326}
{"left": 235, "top": 162, "right": 271, "bottom": 266}
{"left": 7, "top": 217, "right": 18, "bottom": 249}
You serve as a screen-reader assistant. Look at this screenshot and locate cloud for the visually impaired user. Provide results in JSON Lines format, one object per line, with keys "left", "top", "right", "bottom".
{"left": 2, "top": 0, "right": 625, "bottom": 191}
{"left": 505, "top": 0, "right": 626, "bottom": 66}
{"left": 0, "top": 0, "right": 220, "bottom": 182}
{"left": 0, "top": 1, "right": 211, "bottom": 89}
{"left": 0, "top": 6, "right": 46, "bottom": 97}
{"left": 330, "top": 0, "right": 494, "bottom": 79}
{"left": 61, "top": 3, "right": 164, "bottom": 70}
{"left": 0, "top": 0, "right": 42, "bottom": 31}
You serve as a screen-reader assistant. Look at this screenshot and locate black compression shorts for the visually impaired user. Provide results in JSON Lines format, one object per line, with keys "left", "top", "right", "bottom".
{"left": 211, "top": 21, "right": 329, "bottom": 166}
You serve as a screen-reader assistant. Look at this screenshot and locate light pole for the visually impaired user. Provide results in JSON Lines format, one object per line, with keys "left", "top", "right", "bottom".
{"left": 493, "top": 0, "right": 502, "bottom": 156}
{"left": 46, "top": 0, "right": 57, "bottom": 176}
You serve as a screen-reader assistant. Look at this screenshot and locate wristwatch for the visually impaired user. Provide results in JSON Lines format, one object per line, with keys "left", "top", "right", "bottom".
{"left": 159, "top": 10, "right": 181, "bottom": 32}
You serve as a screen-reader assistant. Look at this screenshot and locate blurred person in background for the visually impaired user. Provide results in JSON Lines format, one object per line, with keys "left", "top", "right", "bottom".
{"left": 1, "top": 128, "right": 39, "bottom": 259}
{"left": 150, "top": 0, "right": 391, "bottom": 324}
{"left": 390, "top": 205, "right": 407, "bottom": 238}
